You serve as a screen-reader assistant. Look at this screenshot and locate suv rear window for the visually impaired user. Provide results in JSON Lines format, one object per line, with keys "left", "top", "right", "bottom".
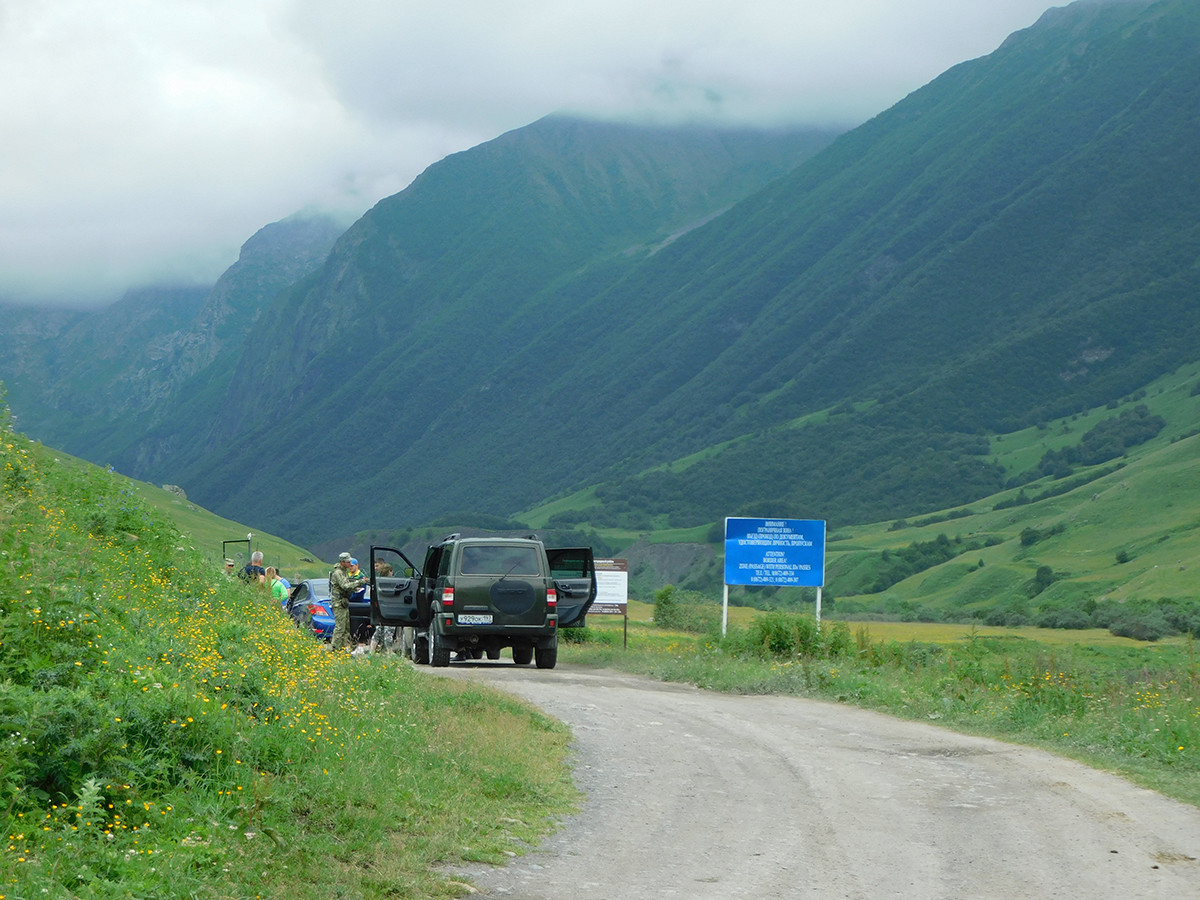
{"left": 459, "top": 545, "right": 541, "bottom": 576}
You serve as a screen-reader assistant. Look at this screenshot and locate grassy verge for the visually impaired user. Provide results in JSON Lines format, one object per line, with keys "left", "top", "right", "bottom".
{"left": 568, "top": 609, "right": 1200, "bottom": 808}
{"left": 0, "top": 416, "right": 576, "bottom": 899}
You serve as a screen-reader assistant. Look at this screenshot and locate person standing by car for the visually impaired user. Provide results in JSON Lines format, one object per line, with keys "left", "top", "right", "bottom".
{"left": 330, "top": 552, "right": 366, "bottom": 653}
{"left": 369, "top": 559, "right": 405, "bottom": 655}
{"left": 266, "top": 567, "right": 288, "bottom": 607}
{"left": 348, "top": 558, "right": 372, "bottom": 654}
{"left": 349, "top": 558, "right": 367, "bottom": 602}
{"left": 241, "top": 551, "right": 267, "bottom": 586}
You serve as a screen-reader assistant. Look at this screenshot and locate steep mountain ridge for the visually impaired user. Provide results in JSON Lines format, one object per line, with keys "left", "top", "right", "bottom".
{"left": 116, "top": 118, "right": 838, "bottom": 533}
{"left": 0, "top": 214, "right": 346, "bottom": 459}
{"left": 3, "top": 0, "right": 1197, "bottom": 548}
{"left": 308, "top": 0, "right": 1198, "bottom": 536}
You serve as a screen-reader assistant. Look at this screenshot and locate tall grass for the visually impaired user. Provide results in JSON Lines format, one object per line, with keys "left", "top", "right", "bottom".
{"left": 0, "top": 411, "right": 576, "bottom": 899}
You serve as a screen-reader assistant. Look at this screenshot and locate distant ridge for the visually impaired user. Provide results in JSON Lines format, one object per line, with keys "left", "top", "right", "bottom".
{"left": 2, "top": 0, "right": 1198, "bottom": 548}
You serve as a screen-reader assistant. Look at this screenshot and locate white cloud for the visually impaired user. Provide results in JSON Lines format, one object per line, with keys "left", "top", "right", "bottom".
{"left": 0, "top": 0, "right": 1056, "bottom": 305}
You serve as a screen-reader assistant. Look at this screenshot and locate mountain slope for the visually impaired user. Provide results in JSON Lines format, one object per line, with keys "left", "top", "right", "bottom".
{"left": 474, "top": 0, "right": 1200, "bottom": 529}
{"left": 279, "top": 0, "right": 1197, "bottom": 538}
{"left": 6, "top": 0, "right": 1199, "bottom": 549}
{"left": 110, "top": 117, "right": 839, "bottom": 538}
{"left": 0, "top": 214, "right": 345, "bottom": 460}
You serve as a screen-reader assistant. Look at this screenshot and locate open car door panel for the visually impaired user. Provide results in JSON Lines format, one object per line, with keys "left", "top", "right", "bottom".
{"left": 546, "top": 546, "right": 596, "bottom": 628}
{"left": 368, "top": 546, "right": 421, "bottom": 627}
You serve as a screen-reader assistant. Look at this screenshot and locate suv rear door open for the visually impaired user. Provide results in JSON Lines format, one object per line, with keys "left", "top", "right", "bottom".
{"left": 546, "top": 546, "right": 597, "bottom": 628}
{"left": 368, "top": 547, "right": 421, "bottom": 628}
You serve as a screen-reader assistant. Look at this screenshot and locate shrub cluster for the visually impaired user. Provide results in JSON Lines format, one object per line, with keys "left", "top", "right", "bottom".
{"left": 723, "top": 611, "right": 854, "bottom": 661}
{"left": 1022, "top": 405, "right": 1165, "bottom": 481}
{"left": 1089, "top": 597, "right": 1200, "bottom": 642}
{"left": 653, "top": 585, "right": 722, "bottom": 634}
{"left": 837, "top": 532, "right": 1003, "bottom": 596}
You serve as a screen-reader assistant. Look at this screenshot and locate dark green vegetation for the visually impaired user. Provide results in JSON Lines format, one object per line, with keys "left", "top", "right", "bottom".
{"left": 0, "top": 408, "right": 577, "bottom": 898}
{"left": 2, "top": 0, "right": 1198, "bottom": 573}
{"left": 524, "top": 361, "right": 1200, "bottom": 641}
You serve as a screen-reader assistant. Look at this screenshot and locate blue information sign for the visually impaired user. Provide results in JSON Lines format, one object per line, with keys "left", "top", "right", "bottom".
{"left": 724, "top": 518, "right": 826, "bottom": 587}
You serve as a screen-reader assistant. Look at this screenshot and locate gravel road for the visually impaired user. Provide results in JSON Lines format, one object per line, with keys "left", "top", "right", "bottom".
{"left": 430, "top": 663, "right": 1200, "bottom": 899}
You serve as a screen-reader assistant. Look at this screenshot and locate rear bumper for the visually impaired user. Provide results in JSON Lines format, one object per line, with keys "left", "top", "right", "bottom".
{"left": 437, "top": 620, "right": 557, "bottom": 649}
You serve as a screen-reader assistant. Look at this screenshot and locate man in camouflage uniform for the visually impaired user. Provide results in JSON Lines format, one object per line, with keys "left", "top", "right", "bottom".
{"left": 329, "top": 551, "right": 366, "bottom": 652}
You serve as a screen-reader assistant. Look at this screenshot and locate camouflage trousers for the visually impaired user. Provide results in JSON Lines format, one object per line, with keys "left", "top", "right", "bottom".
{"left": 331, "top": 601, "right": 352, "bottom": 652}
{"left": 370, "top": 625, "right": 414, "bottom": 657}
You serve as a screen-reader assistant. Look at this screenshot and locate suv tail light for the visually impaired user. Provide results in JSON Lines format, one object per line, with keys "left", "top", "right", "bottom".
{"left": 442, "top": 587, "right": 455, "bottom": 607}
{"left": 547, "top": 587, "right": 557, "bottom": 608}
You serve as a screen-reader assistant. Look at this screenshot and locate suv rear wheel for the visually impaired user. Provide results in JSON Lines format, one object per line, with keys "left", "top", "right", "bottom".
{"left": 511, "top": 644, "right": 533, "bottom": 665}
{"left": 429, "top": 626, "right": 451, "bottom": 667}
{"left": 535, "top": 637, "right": 558, "bottom": 670}
{"left": 412, "top": 634, "right": 429, "bottom": 665}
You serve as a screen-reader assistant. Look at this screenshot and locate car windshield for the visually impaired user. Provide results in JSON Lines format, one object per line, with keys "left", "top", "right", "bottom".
{"left": 459, "top": 545, "right": 540, "bottom": 576}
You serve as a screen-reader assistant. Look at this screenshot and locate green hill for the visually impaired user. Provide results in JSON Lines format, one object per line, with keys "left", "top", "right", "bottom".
{"left": 0, "top": 403, "right": 577, "bottom": 898}
{"left": 566, "top": 359, "right": 1199, "bottom": 637}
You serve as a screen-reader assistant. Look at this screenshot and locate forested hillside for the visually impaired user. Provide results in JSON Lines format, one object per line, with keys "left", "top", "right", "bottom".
{"left": 2, "top": 0, "right": 1197, "bottom": 550}
{"left": 528, "top": 0, "right": 1200, "bottom": 531}
{"left": 0, "top": 214, "right": 346, "bottom": 454}
{"left": 90, "top": 118, "right": 838, "bottom": 539}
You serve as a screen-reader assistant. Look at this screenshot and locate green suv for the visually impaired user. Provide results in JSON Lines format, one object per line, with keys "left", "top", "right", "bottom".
{"left": 368, "top": 535, "right": 596, "bottom": 669}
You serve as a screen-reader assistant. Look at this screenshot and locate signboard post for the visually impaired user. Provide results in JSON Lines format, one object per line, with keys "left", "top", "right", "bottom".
{"left": 591, "top": 558, "right": 630, "bottom": 648}
{"left": 722, "top": 518, "right": 826, "bottom": 636}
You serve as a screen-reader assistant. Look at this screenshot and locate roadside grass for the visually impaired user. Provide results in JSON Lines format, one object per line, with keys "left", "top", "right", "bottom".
{"left": 0, "top": 418, "right": 576, "bottom": 900}
{"left": 570, "top": 611, "right": 1200, "bottom": 808}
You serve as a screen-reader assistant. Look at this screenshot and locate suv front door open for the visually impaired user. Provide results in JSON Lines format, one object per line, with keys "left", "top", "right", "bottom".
{"left": 546, "top": 546, "right": 597, "bottom": 628}
{"left": 368, "top": 546, "right": 421, "bottom": 627}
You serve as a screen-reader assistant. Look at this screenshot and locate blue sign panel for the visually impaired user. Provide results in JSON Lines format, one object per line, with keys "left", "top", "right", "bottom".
{"left": 724, "top": 518, "right": 826, "bottom": 587}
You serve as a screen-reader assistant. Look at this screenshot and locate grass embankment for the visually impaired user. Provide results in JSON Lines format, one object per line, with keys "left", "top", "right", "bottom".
{"left": 571, "top": 601, "right": 1200, "bottom": 807}
{"left": 0, "top": 419, "right": 576, "bottom": 899}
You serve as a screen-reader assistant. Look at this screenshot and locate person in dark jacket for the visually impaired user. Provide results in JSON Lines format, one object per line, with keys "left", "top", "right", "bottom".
{"left": 240, "top": 551, "right": 266, "bottom": 586}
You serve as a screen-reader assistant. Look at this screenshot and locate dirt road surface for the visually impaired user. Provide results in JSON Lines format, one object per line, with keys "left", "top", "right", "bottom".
{"left": 430, "top": 663, "right": 1200, "bottom": 899}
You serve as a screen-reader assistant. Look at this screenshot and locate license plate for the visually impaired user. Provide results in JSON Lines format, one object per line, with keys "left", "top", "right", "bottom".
{"left": 458, "top": 614, "right": 493, "bottom": 625}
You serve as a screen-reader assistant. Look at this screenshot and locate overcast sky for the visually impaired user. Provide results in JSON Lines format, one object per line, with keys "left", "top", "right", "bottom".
{"left": 1, "top": 0, "right": 1059, "bottom": 306}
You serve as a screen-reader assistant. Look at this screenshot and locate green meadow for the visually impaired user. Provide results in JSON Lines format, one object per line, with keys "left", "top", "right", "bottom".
{"left": 528, "top": 361, "right": 1200, "bottom": 639}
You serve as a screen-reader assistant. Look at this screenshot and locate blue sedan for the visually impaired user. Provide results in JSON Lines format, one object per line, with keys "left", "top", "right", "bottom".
{"left": 283, "top": 578, "right": 373, "bottom": 643}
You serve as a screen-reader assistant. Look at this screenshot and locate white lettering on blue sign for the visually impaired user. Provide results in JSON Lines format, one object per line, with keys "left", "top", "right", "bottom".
{"left": 724, "top": 517, "right": 826, "bottom": 587}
